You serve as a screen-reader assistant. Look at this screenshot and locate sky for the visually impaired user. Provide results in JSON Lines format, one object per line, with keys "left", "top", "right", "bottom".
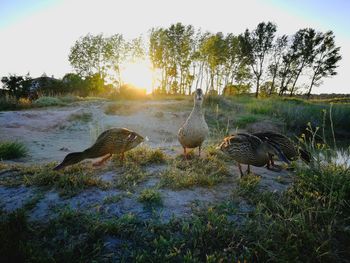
{"left": 0, "top": 0, "right": 349, "bottom": 94}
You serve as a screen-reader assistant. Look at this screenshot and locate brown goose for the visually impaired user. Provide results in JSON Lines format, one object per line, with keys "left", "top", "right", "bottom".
{"left": 253, "top": 131, "right": 310, "bottom": 167}
{"left": 54, "top": 128, "right": 144, "bottom": 170}
{"left": 218, "top": 133, "right": 290, "bottom": 177}
{"left": 178, "top": 88, "right": 209, "bottom": 157}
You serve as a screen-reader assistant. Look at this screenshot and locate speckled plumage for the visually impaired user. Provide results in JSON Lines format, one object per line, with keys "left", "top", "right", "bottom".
{"left": 219, "top": 132, "right": 291, "bottom": 177}
{"left": 220, "top": 133, "right": 270, "bottom": 167}
{"left": 178, "top": 89, "right": 209, "bottom": 157}
{"left": 54, "top": 128, "right": 144, "bottom": 170}
{"left": 253, "top": 131, "right": 310, "bottom": 164}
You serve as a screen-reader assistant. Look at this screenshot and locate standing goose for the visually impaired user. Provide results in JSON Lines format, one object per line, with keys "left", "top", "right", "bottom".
{"left": 53, "top": 128, "right": 144, "bottom": 170}
{"left": 178, "top": 88, "right": 209, "bottom": 157}
{"left": 218, "top": 133, "right": 290, "bottom": 177}
{"left": 253, "top": 131, "right": 311, "bottom": 167}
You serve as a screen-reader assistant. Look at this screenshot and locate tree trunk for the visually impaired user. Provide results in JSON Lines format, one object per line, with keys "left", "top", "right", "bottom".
{"left": 290, "top": 65, "right": 304, "bottom": 96}
{"left": 306, "top": 73, "right": 317, "bottom": 99}
{"left": 255, "top": 77, "right": 260, "bottom": 98}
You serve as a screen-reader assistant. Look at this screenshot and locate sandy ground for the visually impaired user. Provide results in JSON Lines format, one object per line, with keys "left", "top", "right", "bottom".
{"left": 0, "top": 100, "right": 292, "bottom": 222}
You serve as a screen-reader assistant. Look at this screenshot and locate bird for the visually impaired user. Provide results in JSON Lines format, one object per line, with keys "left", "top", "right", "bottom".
{"left": 252, "top": 131, "right": 311, "bottom": 167}
{"left": 53, "top": 128, "right": 144, "bottom": 170}
{"left": 218, "top": 133, "right": 290, "bottom": 178}
{"left": 178, "top": 88, "right": 209, "bottom": 158}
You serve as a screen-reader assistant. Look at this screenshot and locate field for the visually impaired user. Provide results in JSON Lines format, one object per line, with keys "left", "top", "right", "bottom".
{"left": 0, "top": 95, "right": 349, "bottom": 262}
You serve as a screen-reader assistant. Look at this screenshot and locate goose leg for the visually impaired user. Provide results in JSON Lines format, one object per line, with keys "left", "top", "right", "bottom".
{"left": 269, "top": 154, "right": 275, "bottom": 166}
{"left": 93, "top": 153, "right": 112, "bottom": 167}
{"left": 237, "top": 162, "right": 244, "bottom": 178}
{"left": 183, "top": 147, "right": 187, "bottom": 159}
{"left": 246, "top": 164, "right": 251, "bottom": 174}
{"left": 198, "top": 146, "right": 201, "bottom": 157}
{"left": 120, "top": 152, "right": 125, "bottom": 163}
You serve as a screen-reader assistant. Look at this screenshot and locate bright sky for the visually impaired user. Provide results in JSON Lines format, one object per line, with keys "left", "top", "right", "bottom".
{"left": 0, "top": 0, "right": 349, "bottom": 94}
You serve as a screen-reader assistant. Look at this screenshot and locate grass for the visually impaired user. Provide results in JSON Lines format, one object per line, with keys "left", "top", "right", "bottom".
{"left": 1, "top": 152, "right": 349, "bottom": 261}
{"left": 67, "top": 112, "right": 93, "bottom": 122}
{"left": 159, "top": 153, "right": 230, "bottom": 189}
{"left": 114, "top": 146, "right": 167, "bottom": 167}
{"left": 114, "top": 163, "right": 149, "bottom": 190}
{"left": 33, "top": 96, "right": 67, "bottom": 107}
{"left": 234, "top": 114, "right": 259, "bottom": 128}
{"left": 138, "top": 189, "right": 162, "bottom": 206}
{"left": 103, "top": 194, "right": 125, "bottom": 204}
{"left": 0, "top": 163, "right": 107, "bottom": 197}
{"left": 0, "top": 141, "right": 27, "bottom": 160}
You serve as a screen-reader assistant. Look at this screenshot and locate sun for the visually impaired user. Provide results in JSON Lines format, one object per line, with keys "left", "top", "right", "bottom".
{"left": 121, "top": 59, "right": 153, "bottom": 94}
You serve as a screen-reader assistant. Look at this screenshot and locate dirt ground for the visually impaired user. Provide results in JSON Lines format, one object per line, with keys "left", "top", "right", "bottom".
{"left": 0, "top": 100, "right": 292, "bottom": 222}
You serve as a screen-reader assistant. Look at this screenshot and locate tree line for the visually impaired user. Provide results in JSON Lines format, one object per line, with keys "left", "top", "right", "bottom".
{"left": 1, "top": 21, "right": 342, "bottom": 99}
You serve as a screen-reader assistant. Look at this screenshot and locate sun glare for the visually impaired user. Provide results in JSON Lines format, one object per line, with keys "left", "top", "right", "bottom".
{"left": 121, "top": 60, "right": 153, "bottom": 94}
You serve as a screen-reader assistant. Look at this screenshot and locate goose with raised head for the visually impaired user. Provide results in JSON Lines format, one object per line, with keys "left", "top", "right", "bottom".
{"left": 218, "top": 133, "right": 290, "bottom": 177}
{"left": 178, "top": 88, "right": 209, "bottom": 158}
{"left": 54, "top": 128, "right": 144, "bottom": 170}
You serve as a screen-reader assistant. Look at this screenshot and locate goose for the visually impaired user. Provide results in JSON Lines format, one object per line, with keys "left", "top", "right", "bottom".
{"left": 53, "top": 128, "right": 144, "bottom": 170}
{"left": 218, "top": 133, "right": 290, "bottom": 177}
{"left": 178, "top": 88, "right": 209, "bottom": 158}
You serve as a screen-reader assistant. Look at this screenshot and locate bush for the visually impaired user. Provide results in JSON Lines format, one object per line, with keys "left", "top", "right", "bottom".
{"left": 0, "top": 141, "right": 27, "bottom": 160}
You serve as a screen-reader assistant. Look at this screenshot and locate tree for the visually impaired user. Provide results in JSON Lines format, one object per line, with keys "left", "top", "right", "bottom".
{"left": 240, "top": 22, "right": 277, "bottom": 97}
{"left": 288, "top": 28, "right": 321, "bottom": 96}
{"left": 149, "top": 23, "right": 196, "bottom": 94}
{"left": 199, "top": 32, "right": 227, "bottom": 94}
{"left": 268, "top": 35, "right": 288, "bottom": 94}
{"left": 1, "top": 73, "right": 32, "bottom": 98}
{"left": 306, "top": 31, "right": 341, "bottom": 98}
{"left": 68, "top": 33, "right": 131, "bottom": 87}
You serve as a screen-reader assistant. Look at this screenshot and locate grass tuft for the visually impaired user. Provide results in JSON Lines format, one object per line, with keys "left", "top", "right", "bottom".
{"left": 114, "top": 146, "right": 167, "bottom": 167}
{"left": 138, "top": 189, "right": 162, "bottom": 206}
{"left": 160, "top": 154, "right": 230, "bottom": 189}
{"left": 0, "top": 141, "right": 27, "bottom": 160}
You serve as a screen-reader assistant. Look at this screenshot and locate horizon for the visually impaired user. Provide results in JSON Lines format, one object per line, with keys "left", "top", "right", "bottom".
{"left": 0, "top": 0, "right": 349, "bottom": 94}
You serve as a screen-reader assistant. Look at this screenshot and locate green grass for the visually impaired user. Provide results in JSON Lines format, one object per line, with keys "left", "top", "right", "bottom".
{"left": 1, "top": 154, "right": 349, "bottom": 262}
{"left": 160, "top": 154, "right": 230, "bottom": 189}
{"left": 0, "top": 163, "right": 107, "bottom": 197}
{"left": 0, "top": 141, "right": 27, "bottom": 160}
{"left": 113, "top": 146, "right": 167, "bottom": 168}
{"left": 103, "top": 194, "right": 125, "bottom": 204}
{"left": 234, "top": 114, "right": 259, "bottom": 128}
{"left": 114, "top": 163, "right": 149, "bottom": 190}
{"left": 33, "top": 96, "right": 67, "bottom": 107}
{"left": 138, "top": 189, "right": 162, "bottom": 206}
